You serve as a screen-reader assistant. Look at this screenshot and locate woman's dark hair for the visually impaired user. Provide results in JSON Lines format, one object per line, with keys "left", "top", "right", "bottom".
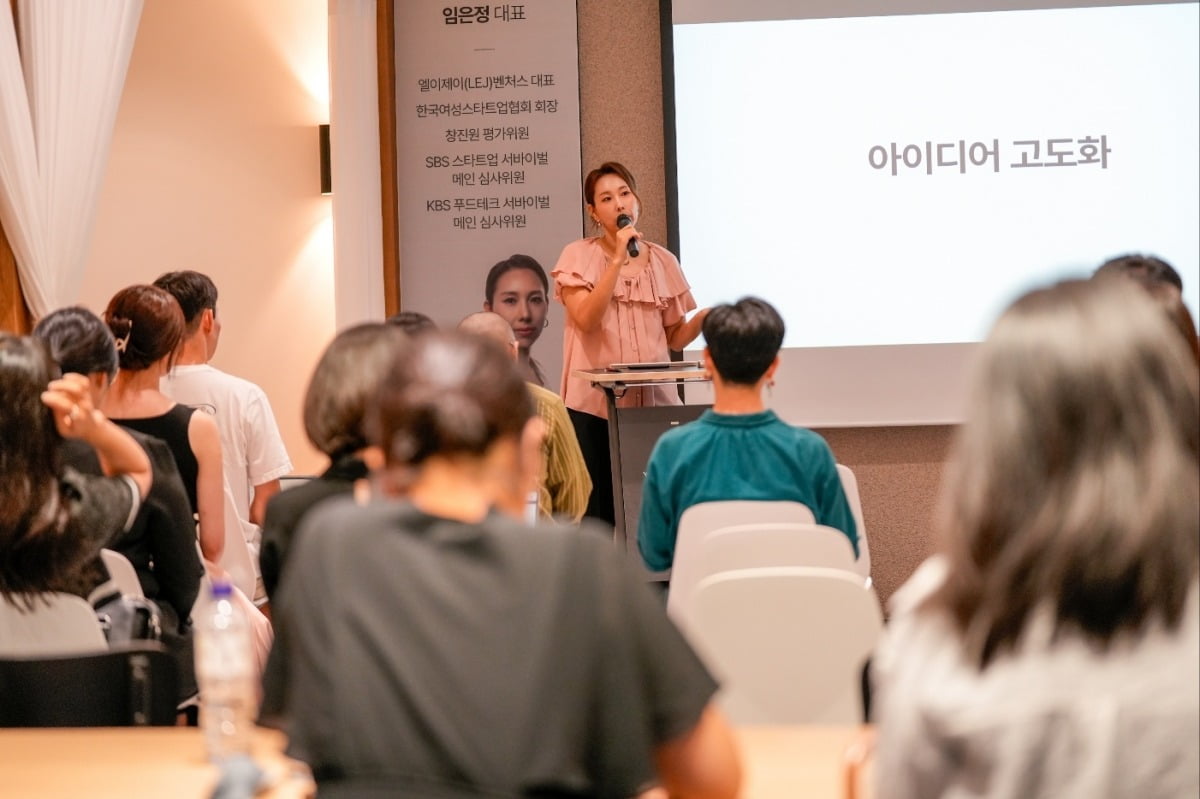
{"left": 1094, "top": 253, "right": 1184, "bottom": 292}
{"left": 32, "top": 306, "right": 119, "bottom": 380}
{"left": 304, "top": 323, "right": 408, "bottom": 458}
{"left": 0, "top": 334, "right": 74, "bottom": 604}
{"left": 702, "top": 297, "right": 786, "bottom": 385}
{"left": 484, "top": 254, "right": 549, "bottom": 304}
{"left": 152, "top": 270, "right": 218, "bottom": 331}
{"left": 371, "top": 331, "right": 533, "bottom": 468}
{"left": 103, "top": 285, "right": 185, "bottom": 372}
{"left": 385, "top": 310, "right": 437, "bottom": 337}
{"left": 931, "top": 279, "right": 1199, "bottom": 668}
{"left": 583, "top": 161, "right": 639, "bottom": 207}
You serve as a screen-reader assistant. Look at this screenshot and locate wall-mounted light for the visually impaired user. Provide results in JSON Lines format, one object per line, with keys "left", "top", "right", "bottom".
{"left": 319, "top": 124, "right": 332, "bottom": 195}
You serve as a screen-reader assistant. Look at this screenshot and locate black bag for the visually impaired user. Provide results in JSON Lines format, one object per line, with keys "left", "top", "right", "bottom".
{"left": 94, "top": 595, "right": 163, "bottom": 645}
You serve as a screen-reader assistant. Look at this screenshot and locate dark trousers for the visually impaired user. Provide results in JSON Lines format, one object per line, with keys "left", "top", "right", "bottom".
{"left": 567, "top": 408, "right": 615, "bottom": 529}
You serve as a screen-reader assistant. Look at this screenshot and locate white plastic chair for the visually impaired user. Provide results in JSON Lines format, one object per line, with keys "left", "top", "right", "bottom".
{"left": 687, "top": 566, "right": 883, "bottom": 724}
{"left": 668, "top": 521, "right": 861, "bottom": 631}
{"left": 100, "top": 549, "right": 145, "bottom": 598}
{"left": 836, "top": 464, "right": 871, "bottom": 581}
{"left": 0, "top": 592, "right": 108, "bottom": 656}
{"left": 667, "top": 499, "right": 815, "bottom": 590}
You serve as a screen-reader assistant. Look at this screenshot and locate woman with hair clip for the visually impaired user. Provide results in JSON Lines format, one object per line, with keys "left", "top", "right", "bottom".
{"left": 872, "top": 278, "right": 1200, "bottom": 798}
{"left": 0, "top": 333, "right": 151, "bottom": 607}
{"left": 99, "top": 285, "right": 225, "bottom": 566}
{"left": 264, "top": 331, "right": 741, "bottom": 799}
{"left": 553, "top": 161, "right": 709, "bottom": 525}
{"left": 33, "top": 307, "right": 203, "bottom": 649}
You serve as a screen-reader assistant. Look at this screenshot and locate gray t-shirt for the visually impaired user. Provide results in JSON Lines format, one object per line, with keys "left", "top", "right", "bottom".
{"left": 264, "top": 499, "right": 717, "bottom": 798}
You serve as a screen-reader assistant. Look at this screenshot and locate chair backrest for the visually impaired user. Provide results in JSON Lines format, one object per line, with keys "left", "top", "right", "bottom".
{"left": 0, "top": 644, "right": 178, "bottom": 726}
{"left": 836, "top": 464, "right": 871, "bottom": 580}
{"left": 669, "top": 499, "right": 815, "bottom": 590}
{"left": 100, "top": 549, "right": 145, "bottom": 598}
{"left": 0, "top": 593, "right": 108, "bottom": 657}
{"left": 668, "top": 521, "right": 861, "bottom": 629}
{"left": 687, "top": 566, "right": 883, "bottom": 724}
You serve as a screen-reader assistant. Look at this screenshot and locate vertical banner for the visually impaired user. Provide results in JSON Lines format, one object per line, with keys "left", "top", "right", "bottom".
{"left": 394, "top": 1, "right": 582, "bottom": 387}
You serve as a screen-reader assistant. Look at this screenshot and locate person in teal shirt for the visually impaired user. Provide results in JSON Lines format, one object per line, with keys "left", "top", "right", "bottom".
{"left": 637, "top": 297, "right": 857, "bottom": 573}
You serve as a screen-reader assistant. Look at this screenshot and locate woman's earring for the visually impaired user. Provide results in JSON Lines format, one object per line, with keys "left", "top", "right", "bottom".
{"left": 542, "top": 318, "right": 550, "bottom": 329}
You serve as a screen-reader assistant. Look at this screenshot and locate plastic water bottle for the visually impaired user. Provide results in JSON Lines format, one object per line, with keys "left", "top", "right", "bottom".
{"left": 195, "top": 580, "right": 256, "bottom": 761}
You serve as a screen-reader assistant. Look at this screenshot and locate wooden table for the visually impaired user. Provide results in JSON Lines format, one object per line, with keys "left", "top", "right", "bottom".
{"left": 737, "top": 724, "right": 871, "bottom": 798}
{"left": 0, "top": 724, "right": 871, "bottom": 798}
{"left": 0, "top": 727, "right": 313, "bottom": 799}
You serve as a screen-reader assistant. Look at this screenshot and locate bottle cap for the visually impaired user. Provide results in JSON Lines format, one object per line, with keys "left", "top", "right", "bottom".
{"left": 211, "top": 580, "right": 233, "bottom": 599}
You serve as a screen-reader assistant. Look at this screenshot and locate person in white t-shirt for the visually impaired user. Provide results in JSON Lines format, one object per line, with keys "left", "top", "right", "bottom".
{"left": 154, "top": 271, "right": 292, "bottom": 599}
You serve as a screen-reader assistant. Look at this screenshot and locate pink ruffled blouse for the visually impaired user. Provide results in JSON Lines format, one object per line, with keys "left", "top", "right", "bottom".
{"left": 552, "top": 237, "right": 697, "bottom": 419}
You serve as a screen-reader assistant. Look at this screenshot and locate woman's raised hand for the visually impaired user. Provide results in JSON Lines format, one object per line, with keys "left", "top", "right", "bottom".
{"left": 41, "top": 373, "right": 101, "bottom": 439}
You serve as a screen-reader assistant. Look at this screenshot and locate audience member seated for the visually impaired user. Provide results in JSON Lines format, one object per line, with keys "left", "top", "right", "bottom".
{"left": 458, "top": 311, "right": 592, "bottom": 522}
{"left": 0, "top": 334, "right": 151, "bottom": 610}
{"left": 154, "top": 270, "right": 293, "bottom": 602}
{"left": 33, "top": 307, "right": 203, "bottom": 697}
{"left": 385, "top": 309, "right": 437, "bottom": 336}
{"left": 637, "top": 296, "right": 857, "bottom": 573}
{"left": 262, "top": 331, "right": 741, "bottom": 798}
{"left": 873, "top": 278, "right": 1199, "bottom": 798}
{"left": 259, "top": 322, "right": 407, "bottom": 601}
{"left": 100, "top": 285, "right": 225, "bottom": 566}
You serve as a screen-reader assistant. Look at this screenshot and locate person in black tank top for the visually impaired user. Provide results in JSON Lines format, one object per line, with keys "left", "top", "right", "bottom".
{"left": 117, "top": 405, "right": 200, "bottom": 513}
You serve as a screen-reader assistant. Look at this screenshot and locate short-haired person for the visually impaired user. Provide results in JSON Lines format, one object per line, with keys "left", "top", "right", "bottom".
{"left": 385, "top": 309, "right": 437, "bottom": 336}
{"left": 263, "top": 331, "right": 741, "bottom": 798}
{"left": 638, "top": 297, "right": 857, "bottom": 573}
{"left": 873, "top": 279, "right": 1199, "bottom": 798}
{"left": 483, "top": 254, "right": 551, "bottom": 386}
{"left": 554, "top": 161, "right": 710, "bottom": 527}
{"left": 153, "top": 270, "right": 292, "bottom": 599}
{"left": 458, "top": 311, "right": 591, "bottom": 521}
{"left": 259, "top": 322, "right": 408, "bottom": 601}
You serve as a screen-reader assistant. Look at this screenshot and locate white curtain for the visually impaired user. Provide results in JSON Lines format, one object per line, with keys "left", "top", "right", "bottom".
{"left": 0, "top": 0, "right": 142, "bottom": 319}
{"left": 329, "top": 0, "right": 385, "bottom": 329}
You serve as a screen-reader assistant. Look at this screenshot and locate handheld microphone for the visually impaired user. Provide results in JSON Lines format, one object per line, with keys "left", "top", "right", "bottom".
{"left": 616, "top": 214, "right": 640, "bottom": 258}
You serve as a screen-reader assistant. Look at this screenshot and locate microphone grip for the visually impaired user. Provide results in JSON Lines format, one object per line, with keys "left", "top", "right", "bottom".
{"left": 617, "top": 214, "right": 640, "bottom": 259}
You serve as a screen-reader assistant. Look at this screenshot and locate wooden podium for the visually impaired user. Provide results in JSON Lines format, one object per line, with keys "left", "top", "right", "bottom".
{"left": 573, "top": 365, "right": 712, "bottom": 550}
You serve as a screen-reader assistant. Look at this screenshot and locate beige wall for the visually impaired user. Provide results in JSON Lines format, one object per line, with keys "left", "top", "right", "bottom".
{"left": 82, "top": 0, "right": 333, "bottom": 475}
{"left": 578, "top": 0, "right": 951, "bottom": 606}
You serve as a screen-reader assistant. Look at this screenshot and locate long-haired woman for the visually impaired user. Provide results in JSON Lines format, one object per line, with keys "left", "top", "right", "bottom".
{"left": 873, "top": 278, "right": 1199, "bottom": 797}
{"left": 0, "top": 334, "right": 151, "bottom": 607}
{"left": 100, "top": 285, "right": 224, "bottom": 565}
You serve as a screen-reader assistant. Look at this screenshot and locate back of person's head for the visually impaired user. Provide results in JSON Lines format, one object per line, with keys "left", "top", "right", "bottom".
{"left": 935, "top": 278, "right": 1199, "bottom": 668}
{"left": 32, "top": 307, "right": 119, "bottom": 380}
{"left": 457, "top": 311, "right": 518, "bottom": 353}
{"left": 385, "top": 310, "right": 437, "bottom": 337}
{"left": 372, "top": 331, "right": 532, "bottom": 469}
{"left": 103, "top": 285, "right": 185, "bottom": 372}
{"left": 152, "top": 270, "right": 218, "bottom": 331}
{"left": 702, "top": 297, "right": 785, "bottom": 385}
{"left": 483, "top": 254, "right": 549, "bottom": 304}
{"left": 0, "top": 334, "right": 67, "bottom": 595}
{"left": 1093, "top": 256, "right": 1200, "bottom": 366}
{"left": 1094, "top": 253, "right": 1184, "bottom": 294}
{"left": 304, "top": 323, "right": 408, "bottom": 459}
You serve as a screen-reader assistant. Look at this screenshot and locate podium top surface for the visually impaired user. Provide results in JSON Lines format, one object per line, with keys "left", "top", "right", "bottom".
{"left": 573, "top": 366, "right": 711, "bottom": 386}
